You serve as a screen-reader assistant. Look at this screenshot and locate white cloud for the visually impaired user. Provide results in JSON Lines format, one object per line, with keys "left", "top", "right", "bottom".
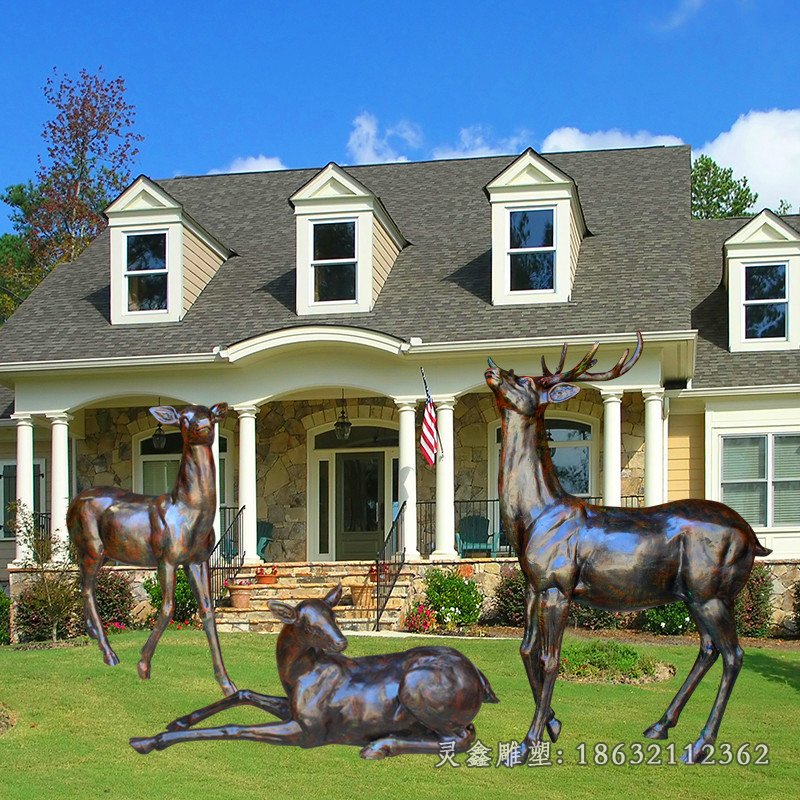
{"left": 656, "top": 0, "right": 708, "bottom": 31}
{"left": 541, "top": 126, "right": 684, "bottom": 153}
{"left": 346, "top": 112, "right": 419, "bottom": 164}
{"left": 432, "top": 126, "right": 531, "bottom": 159}
{"left": 699, "top": 109, "right": 800, "bottom": 211}
{"left": 208, "top": 154, "right": 286, "bottom": 175}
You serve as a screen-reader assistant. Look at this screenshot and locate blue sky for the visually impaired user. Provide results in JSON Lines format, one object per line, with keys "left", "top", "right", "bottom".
{"left": 1, "top": 0, "right": 799, "bottom": 233}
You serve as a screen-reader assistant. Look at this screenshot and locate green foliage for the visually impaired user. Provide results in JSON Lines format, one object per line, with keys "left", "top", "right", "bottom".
{"left": 734, "top": 564, "right": 773, "bottom": 638}
{"left": 568, "top": 603, "right": 627, "bottom": 631}
{"left": 94, "top": 569, "right": 135, "bottom": 630}
{"left": 14, "top": 573, "right": 81, "bottom": 642}
{"left": 423, "top": 567, "right": 483, "bottom": 629}
{"left": 691, "top": 154, "right": 758, "bottom": 219}
{"left": 0, "top": 591, "right": 10, "bottom": 645}
{"left": 143, "top": 570, "right": 197, "bottom": 625}
{"left": 492, "top": 568, "right": 526, "bottom": 626}
{"left": 560, "top": 640, "right": 657, "bottom": 682}
{"left": 777, "top": 199, "right": 793, "bottom": 215}
{"left": 643, "top": 602, "right": 696, "bottom": 635}
{"left": 793, "top": 581, "right": 800, "bottom": 636}
{"left": 404, "top": 600, "right": 437, "bottom": 633}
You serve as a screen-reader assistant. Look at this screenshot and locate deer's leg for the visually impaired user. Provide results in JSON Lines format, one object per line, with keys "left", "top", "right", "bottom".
{"left": 360, "top": 724, "right": 475, "bottom": 760}
{"left": 165, "top": 689, "right": 291, "bottom": 732}
{"left": 681, "top": 598, "right": 743, "bottom": 765}
{"left": 138, "top": 561, "right": 176, "bottom": 681}
{"left": 130, "top": 720, "right": 305, "bottom": 755}
{"left": 520, "top": 583, "right": 560, "bottom": 743}
{"left": 519, "top": 587, "right": 569, "bottom": 763}
{"left": 644, "top": 611, "right": 718, "bottom": 740}
{"left": 184, "top": 561, "right": 237, "bottom": 696}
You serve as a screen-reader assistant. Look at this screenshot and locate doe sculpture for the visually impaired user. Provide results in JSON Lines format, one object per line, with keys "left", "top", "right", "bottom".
{"left": 486, "top": 331, "right": 770, "bottom": 764}
{"left": 67, "top": 403, "right": 237, "bottom": 696}
{"left": 130, "top": 582, "right": 499, "bottom": 758}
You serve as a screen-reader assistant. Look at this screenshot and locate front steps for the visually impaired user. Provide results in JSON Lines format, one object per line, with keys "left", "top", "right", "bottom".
{"left": 215, "top": 561, "right": 414, "bottom": 633}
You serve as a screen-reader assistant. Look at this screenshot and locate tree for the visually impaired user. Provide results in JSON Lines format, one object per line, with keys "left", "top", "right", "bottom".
{"left": 777, "top": 199, "right": 793, "bottom": 215}
{"left": 2, "top": 67, "right": 143, "bottom": 278}
{"left": 691, "top": 154, "right": 758, "bottom": 219}
{"left": 0, "top": 233, "right": 40, "bottom": 322}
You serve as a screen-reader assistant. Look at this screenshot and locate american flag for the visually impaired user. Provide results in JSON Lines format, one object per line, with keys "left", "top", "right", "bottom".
{"left": 419, "top": 368, "right": 439, "bottom": 467}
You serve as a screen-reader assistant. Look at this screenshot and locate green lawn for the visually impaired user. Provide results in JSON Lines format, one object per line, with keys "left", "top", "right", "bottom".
{"left": 0, "top": 630, "right": 797, "bottom": 800}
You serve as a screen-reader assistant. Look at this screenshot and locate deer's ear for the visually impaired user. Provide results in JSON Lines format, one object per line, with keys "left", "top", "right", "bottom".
{"left": 324, "top": 581, "right": 343, "bottom": 608}
{"left": 547, "top": 384, "right": 580, "bottom": 404}
{"left": 149, "top": 406, "right": 180, "bottom": 426}
{"left": 268, "top": 599, "right": 298, "bottom": 624}
{"left": 210, "top": 402, "right": 228, "bottom": 422}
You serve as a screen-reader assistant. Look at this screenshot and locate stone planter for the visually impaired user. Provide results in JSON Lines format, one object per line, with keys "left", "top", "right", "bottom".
{"left": 228, "top": 585, "right": 253, "bottom": 609}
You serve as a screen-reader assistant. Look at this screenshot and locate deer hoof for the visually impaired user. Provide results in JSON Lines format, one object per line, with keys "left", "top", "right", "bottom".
{"left": 547, "top": 717, "right": 562, "bottom": 743}
{"left": 137, "top": 661, "right": 151, "bottom": 680}
{"left": 360, "top": 743, "right": 390, "bottom": 760}
{"left": 643, "top": 722, "right": 669, "bottom": 740}
{"left": 680, "top": 738, "right": 713, "bottom": 765}
{"left": 104, "top": 652, "right": 120, "bottom": 667}
{"left": 129, "top": 737, "right": 157, "bottom": 755}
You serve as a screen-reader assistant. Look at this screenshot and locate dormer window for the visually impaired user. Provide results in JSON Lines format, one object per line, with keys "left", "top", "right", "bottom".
{"left": 126, "top": 231, "right": 168, "bottom": 312}
{"left": 743, "top": 263, "right": 787, "bottom": 340}
{"left": 509, "top": 208, "right": 556, "bottom": 292}
{"left": 312, "top": 220, "right": 357, "bottom": 303}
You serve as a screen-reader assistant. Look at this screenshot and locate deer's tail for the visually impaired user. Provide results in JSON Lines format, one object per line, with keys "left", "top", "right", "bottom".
{"left": 477, "top": 668, "right": 499, "bottom": 704}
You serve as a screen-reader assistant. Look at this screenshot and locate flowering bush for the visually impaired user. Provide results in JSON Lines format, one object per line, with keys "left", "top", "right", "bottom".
{"left": 104, "top": 621, "right": 127, "bottom": 635}
{"left": 405, "top": 601, "right": 437, "bottom": 633}
{"left": 794, "top": 581, "right": 800, "bottom": 635}
{"left": 643, "top": 602, "right": 696, "bottom": 635}
{"left": 734, "top": 564, "right": 773, "bottom": 638}
{"left": 368, "top": 562, "right": 390, "bottom": 581}
{"left": 94, "top": 568, "right": 134, "bottom": 629}
{"left": 143, "top": 569, "right": 197, "bottom": 625}
{"left": 224, "top": 578, "right": 254, "bottom": 587}
{"left": 424, "top": 567, "right": 483, "bottom": 629}
{"left": 255, "top": 565, "right": 278, "bottom": 577}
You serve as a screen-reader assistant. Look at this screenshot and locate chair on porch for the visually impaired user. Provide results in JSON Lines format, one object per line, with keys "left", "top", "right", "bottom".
{"left": 220, "top": 533, "right": 239, "bottom": 563}
{"left": 456, "top": 515, "right": 495, "bottom": 558}
{"left": 256, "top": 520, "right": 274, "bottom": 561}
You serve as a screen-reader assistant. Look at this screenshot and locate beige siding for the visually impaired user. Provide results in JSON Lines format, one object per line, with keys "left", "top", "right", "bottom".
{"left": 183, "top": 227, "right": 224, "bottom": 312}
{"left": 372, "top": 218, "right": 400, "bottom": 303}
{"left": 569, "top": 209, "right": 581, "bottom": 286}
{"left": 668, "top": 413, "right": 705, "bottom": 500}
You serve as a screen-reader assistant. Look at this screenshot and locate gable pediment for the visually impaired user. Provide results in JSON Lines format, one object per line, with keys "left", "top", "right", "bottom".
{"left": 725, "top": 209, "right": 800, "bottom": 248}
{"left": 105, "top": 176, "right": 182, "bottom": 217}
{"left": 486, "top": 148, "right": 574, "bottom": 192}
{"left": 290, "top": 162, "right": 372, "bottom": 205}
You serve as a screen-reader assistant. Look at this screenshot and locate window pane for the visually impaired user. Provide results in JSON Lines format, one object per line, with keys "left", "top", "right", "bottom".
{"left": 551, "top": 445, "right": 589, "bottom": 495}
{"left": 745, "top": 303, "right": 787, "bottom": 339}
{"left": 510, "top": 209, "right": 553, "bottom": 249}
{"left": 316, "top": 425, "right": 398, "bottom": 449}
{"left": 722, "top": 437, "right": 765, "bottom": 480}
{"left": 315, "top": 262, "right": 356, "bottom": 302}
{"left": 318, "top": 460, "right": 329, "bottom": 554}
{"left": 128, "top": 274, "right": 167, "bottom": 311}
{"left": 745, "top": 264, "right": 785, "bottom": 301}
{"left": 143, "top": 460, "right": 180, "bottom": 496}
{"left": 510, "top": 252, "right": 555, "bottom": 291}
{"left": 127, "top": 233, "right": 166, "bottom": 272}
{"left": 774, "top": 435, "right": 800, "bottom": 479}
{"left": 313, "top": 222, "right": 355, "bottom": 261}
{"left": 547, "top": 420, "right": 591, "bottom": 442}
{"left": 774, "top": 481, "right": 800, "bottom": 525}
{"left": 722, "top": 482, "right": 766, "bottom": 526}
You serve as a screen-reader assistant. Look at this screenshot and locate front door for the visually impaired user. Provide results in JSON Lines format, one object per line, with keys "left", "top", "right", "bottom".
{"left": 335, "top": 451, "right": 384, "bottom": 560}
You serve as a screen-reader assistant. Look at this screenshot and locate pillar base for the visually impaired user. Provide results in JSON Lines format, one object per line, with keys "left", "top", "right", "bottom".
{"left": 429, "top": 548, "right": 459, "bottom": 561}
{"left": 403, "top": 548, "right": 421, "bottom": 561}
{"left": 241, "top": 555, "right": 265, "bottom": 567}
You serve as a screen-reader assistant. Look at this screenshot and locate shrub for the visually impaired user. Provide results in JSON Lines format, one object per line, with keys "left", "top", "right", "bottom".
{"left": 405, "top": 601, "right": 437, "bottom": 633}
{"left": 0, "top": 591, "right": 10, "bottom": 645}
{"left": 493, "top": 569, "right": 526, "bottom": 626}
{"left": 14, "top": 573, "right": 82, "bottom": 642}
{"left": 560, "top": 640, "right": 657, "bottom": 682}
{"left": 643, "top": 602, "right": 696, "bottom": 635}
{"left": 793, "top": 581, "right": 800, "bottom": 636}
{"left": 94, "top": 568, "right": 135, "bottom": 630}
{"left": 735, "top": 564, "right": 773, "bottom": 638}
{"left": 568, "top": 604, "right": 627, "bottom": 631}
{"left": 424, "top": 567, "right": 483, "bottom": 629}
{"left": 143, "top": 569, "right": 197, "bottom": 624}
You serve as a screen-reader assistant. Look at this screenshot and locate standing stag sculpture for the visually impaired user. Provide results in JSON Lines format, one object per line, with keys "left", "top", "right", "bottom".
{"left": 67, "top": 403, "right": 237, "bottom": 696}
{"left": 486, "top": 331, "right": 771, "bottom": 764}
{"left": 129, "top": 582, "right": 498, "bottom": 758}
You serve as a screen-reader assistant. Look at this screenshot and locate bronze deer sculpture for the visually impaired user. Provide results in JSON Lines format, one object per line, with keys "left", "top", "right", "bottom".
{"left": 129, "top": 582, "right": 499, "bottom": 758}
{"left": 486, "top": 331, "right": 771, "bottom": 764}
{"left": 67, "top": 403, "right": 237, "bottom": 696}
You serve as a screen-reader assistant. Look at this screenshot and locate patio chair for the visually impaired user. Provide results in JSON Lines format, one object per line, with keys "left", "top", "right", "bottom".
{"left": 456, "top": 515, "right": 494, "bottom": 557}
{"left": 256, "top": 520, "right": 274, "bottom": 561}
{"left": 220, "top": 533, "right": 239, "bottom": 562}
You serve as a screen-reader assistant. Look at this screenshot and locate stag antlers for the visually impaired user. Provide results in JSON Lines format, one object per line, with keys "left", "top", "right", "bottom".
{"left": 540, "top": 331, "right": 643, "bottom": 387}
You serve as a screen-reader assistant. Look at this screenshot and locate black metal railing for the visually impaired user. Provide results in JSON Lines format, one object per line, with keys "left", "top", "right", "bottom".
{"left": 210, "top": 506, "right": 246, "bottom": 604}
{"left": 374, "top": 501, "right": 406, "bottom": 631}
{"left": 32, "top": 512, "right": 52, "bottom": 562}
{"left": 416, "top": 496, "right": 644, "bottom": 558}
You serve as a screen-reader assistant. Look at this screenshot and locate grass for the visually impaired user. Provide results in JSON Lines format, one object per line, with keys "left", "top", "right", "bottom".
{"left": 0, "top": 630, "right": 797, "bottom": 800}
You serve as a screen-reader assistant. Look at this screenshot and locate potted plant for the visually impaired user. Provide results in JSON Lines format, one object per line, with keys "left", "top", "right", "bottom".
{"left": 351, "top": 581, "right": 375, "bottom": 610}
{"left": 255, "top": 565, "right": 279, "bottom": 585}
{"left": 368, "top": 562, "right": 390, "bottom": 583}
{"left": 225, "top": 578, "right": 255, "bottom": 609}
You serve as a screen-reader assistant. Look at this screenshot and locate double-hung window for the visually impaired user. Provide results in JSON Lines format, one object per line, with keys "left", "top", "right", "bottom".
{"left": 743, "top": 264, "right": 788, "bottom": 340}
{"left": 126, "top": 232, "right": 168, "bottom": 312}
{"left": 721, "top": 433, "right": 800, "bottom": 527}
{"left": 508, "top": 208, "right": 556, "bottom": 292}
{"left": 311, "top": 221, "right": 357, "bottom": 303}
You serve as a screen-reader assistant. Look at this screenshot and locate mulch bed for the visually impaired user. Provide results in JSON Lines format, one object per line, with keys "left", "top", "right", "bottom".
{"left": 11, "top": 637, "right": 90, "bottom": 652}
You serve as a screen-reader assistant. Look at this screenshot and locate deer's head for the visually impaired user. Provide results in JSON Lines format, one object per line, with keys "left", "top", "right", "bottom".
{"left": 267, "top": 582, "right": 347, "bottom": 653}
{"left": 149, "top": 403, "right": 228, "bottom": 446}
{"left": 485, "top": 332, "right": 643, "bottom": 418}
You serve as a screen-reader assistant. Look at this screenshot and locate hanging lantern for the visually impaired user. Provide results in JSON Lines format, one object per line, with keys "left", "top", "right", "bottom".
{"left": 334, "top": 391, "right": 352, "bottom": 441}
{"left": 151, "top": 421, "right": 167, "bottom": 451}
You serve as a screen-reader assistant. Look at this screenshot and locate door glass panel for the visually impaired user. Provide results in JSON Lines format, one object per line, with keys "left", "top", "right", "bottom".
{"left": 319, "top": 460, "right": 329, "bottom": 554}
{"left": 142, "top": 460, "right": 180, "bottom": 496}
{"left": 341, "top": 455, "right": 381, "bottom": 533}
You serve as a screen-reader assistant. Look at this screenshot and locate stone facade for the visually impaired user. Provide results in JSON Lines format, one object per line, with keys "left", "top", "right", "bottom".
{"left": 765, "top": 560, "right": 800, "bottom": 635}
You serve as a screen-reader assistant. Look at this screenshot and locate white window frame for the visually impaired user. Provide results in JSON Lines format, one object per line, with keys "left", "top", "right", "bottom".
{"left": 741, "top": 261, "right": 789, "bottom": 343}
{"left": 506, "top": 206, "right": 557, "bottom": 295}
{"left": 0, "top": 458, "right": 46, "bottom": 540}
{"left": 123, "top": 229, "right": 170, "bottom": 315}
{"left": 309, "top": 218, "right": 359, "bottom": 307}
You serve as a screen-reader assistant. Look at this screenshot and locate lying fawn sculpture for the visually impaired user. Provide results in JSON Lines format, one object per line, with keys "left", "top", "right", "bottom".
{"left": 486, "top": 331, "right": 770, "bottom": 764}
{"left": 129, "top": 582, "right": 498, "bottom": 758}
{"left": 68, "top": 403, "right": 236, "bottom": 696}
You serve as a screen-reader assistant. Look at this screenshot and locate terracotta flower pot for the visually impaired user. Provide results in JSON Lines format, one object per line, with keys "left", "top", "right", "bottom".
{"left": 228, "top": 585, "right": 253, "bottom": 609}
{"left": 256, "top": 574, "right": 277, "bottom": 585}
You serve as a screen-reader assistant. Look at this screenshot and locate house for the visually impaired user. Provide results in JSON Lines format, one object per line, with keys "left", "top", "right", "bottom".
{"left": 0, "top": 145, "right": 798, "bottom": 628}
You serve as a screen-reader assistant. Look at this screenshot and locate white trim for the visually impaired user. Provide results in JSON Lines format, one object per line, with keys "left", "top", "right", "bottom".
{"left": 308, "top": 218, "right": 359, "bottom": 307}
{"left": 506, "top": 205, "right": 558, "bottom": 295}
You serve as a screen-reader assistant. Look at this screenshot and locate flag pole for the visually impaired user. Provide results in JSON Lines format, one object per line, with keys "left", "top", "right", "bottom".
{"left": 419, "top": 367, "right": 444, "bottom": 460}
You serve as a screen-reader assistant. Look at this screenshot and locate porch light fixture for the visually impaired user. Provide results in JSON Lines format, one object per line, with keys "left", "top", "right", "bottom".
{"left": 334, "top": 390, "right": 352, "bottom": 441}
{"left": 151, "top": 396, "right": 167, "bottom": 451}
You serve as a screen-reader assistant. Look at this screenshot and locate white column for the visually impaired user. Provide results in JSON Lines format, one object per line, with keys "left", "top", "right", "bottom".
{"left": 12, "top": 414, "right": 34, "bottom": 562}
{"left": 643, "top": 389, "right": 665, "bottom": 506}
{"left": 395, "top": 400, "right": 420, "bottom": 560}
{"left": 211, "top": 430, "right": 221, "bottom": 542}
{"left": 601, "top": 390, "right": 623, "bottom": 506}
{"left": 47, "top": 413, "right": 72, "bottom": 561}
{"left": 431, "top": 398, "right": 458, "bottom": 560}
{"left": 236, "top": 406, "right": 259, "bottom": 563}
